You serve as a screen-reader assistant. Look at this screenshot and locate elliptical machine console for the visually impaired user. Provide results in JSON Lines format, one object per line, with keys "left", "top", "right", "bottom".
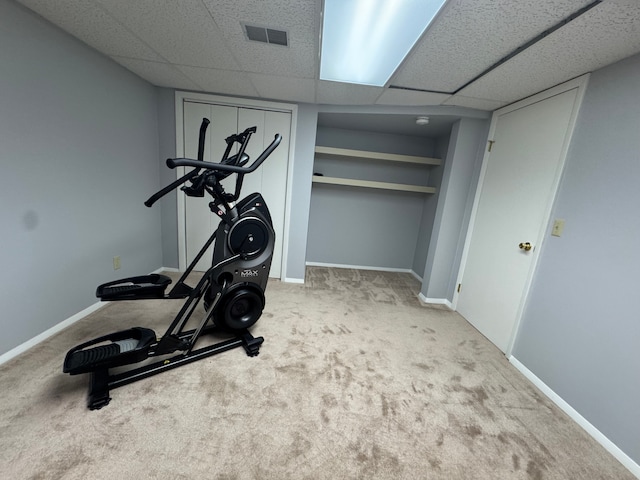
{"left": 63, "top": 119, "right": 281, "bottom": 410}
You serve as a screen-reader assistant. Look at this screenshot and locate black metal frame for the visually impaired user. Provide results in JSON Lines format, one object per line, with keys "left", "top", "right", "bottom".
{"left": 87, "top": 327, "right": 263, "bottom": 410}
{"left": 63, "top": 118, "right": 282, "bottom": 410}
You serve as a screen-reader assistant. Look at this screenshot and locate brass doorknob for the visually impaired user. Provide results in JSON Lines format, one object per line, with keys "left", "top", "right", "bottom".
{"left": 519, "top": 242, "right": 532, "bottom": 251}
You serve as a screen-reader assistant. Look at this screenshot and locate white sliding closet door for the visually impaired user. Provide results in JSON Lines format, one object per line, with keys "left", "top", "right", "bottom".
{"left": 183, "top": 101, "right": 291, "bottom": 278}
{"left": 184, "top": 102, "right": 236, "bottom": 271}
{"left": 237, "top": 108, "right": 291, "bottom": 279}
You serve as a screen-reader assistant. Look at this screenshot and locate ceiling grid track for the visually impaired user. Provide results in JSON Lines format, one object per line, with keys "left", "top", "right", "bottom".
{"left": 451, "top": 0, "right": 604, "bottom": 94}
{"left": 388, "top": 0, "right": 604, "bottom": 97}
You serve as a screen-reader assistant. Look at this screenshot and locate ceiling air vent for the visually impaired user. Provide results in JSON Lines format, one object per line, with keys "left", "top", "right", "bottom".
{"left": 243, "top": 23, "right": 289, "bottom": 46}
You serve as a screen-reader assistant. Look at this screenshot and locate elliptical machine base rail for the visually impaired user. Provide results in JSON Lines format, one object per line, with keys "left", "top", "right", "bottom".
{"left": 83, "top": 327, "right": 263, "bottom": 410}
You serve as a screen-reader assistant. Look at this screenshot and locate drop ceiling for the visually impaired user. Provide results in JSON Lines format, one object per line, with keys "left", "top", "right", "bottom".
{"left": 16, "top": 0, "right": 640, "bottom": 111}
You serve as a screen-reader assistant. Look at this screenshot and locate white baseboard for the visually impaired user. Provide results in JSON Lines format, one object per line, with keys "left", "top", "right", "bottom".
{"left": 418, "top": 293, "right": 454, "bottom": 310}
{"left": 409, "top": 270, "right": 423, "bottom": 282}
{"left": 283, "top": 277, "right": 305, "bottom": 284}
{"left": 0, "top": 301, "right": 108, "bottom": 366}
{"left": 1, "top": 266, "right": 175, "bottom": 366}
{"left": 509, "top": 356, "right": 640, "bottom": 479}
{"left": 305, "top": 261, "right": 413, "bottom": 274}
{"left": 155, "top": 267, "right": 180, "bottom": 273}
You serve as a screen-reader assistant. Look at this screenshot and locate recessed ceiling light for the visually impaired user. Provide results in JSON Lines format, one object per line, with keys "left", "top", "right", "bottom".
{"left": 320, "top": 0, "right": 447, "bottom": 87}
{"left": 416, "top": 116, "right": 430, "bottom": 126}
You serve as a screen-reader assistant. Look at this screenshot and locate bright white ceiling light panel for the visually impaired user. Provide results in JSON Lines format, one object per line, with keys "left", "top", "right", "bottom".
{"left": 320, "top": 0, "right": 447, "bottom": 87}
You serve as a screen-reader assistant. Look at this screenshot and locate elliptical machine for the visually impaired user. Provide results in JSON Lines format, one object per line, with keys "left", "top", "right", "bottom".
{"left": 63, "top": 118, "right": 282, "bottom": 410}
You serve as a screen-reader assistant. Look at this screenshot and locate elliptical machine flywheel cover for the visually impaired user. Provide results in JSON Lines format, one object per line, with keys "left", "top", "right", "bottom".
{"left": 214, "top": 284, "right": 265, "bottom": 331}
{"left": 228, "top": 216, "right": 269, "bottom": 258}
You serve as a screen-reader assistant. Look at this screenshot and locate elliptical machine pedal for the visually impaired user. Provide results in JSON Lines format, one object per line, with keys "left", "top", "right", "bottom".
{"left": 62, "top": 118, "right": 282, "bottom": 409}
{"left": 63, "top": 327, "right": 157, "bottom": 375}
{"left": 96, "top": 274, "right": 173, "bottom": 301}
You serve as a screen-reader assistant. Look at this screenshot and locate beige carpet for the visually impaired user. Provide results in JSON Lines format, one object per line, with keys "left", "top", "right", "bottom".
{"left": 0, "top": 267, "right": 633, "bottom": 479}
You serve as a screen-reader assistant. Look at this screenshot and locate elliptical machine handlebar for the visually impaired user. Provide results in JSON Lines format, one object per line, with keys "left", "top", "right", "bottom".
{"left": 144, "top": 118, "right": 211, "bottom": 208}
{"left": 167, "top": 133, "right": 282, "bottom": 173}
{"left": 144, "top": 119, "right": 281, "bottom": 208}
{"left": 143, "top": 169, "right": 196, "bottom": 208}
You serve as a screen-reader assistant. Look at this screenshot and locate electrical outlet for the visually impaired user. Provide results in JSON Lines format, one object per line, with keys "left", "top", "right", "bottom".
{"left": 551, "top": 219, "right": 565, "bottom": 237}
{"left": 113, "top": 255, "right": 121, "bottom": 270}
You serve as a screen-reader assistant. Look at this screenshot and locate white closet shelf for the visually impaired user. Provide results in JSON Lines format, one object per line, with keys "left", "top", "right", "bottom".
{"left": 312, "top": 175, "right": 437, "bottom": 194}
{"left": 314, "top": 145, "right": 441, "bottom": 166}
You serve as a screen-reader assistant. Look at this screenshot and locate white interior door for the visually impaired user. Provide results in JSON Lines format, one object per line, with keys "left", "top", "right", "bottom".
{"left": 183, "top": 102, "right": 290, "bottom": 278}
{"left": 456, "top": 81, "right": 586, "bottom": 353}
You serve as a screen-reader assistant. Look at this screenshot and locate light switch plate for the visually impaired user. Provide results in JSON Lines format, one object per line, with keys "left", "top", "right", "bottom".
{"left": 552, "top": 219, "right": 565, "bottom": 237}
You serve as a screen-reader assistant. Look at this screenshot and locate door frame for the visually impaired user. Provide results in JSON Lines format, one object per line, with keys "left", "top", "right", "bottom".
{"left": 174, "top": 91, "right": 298, "bottom": 279}
{"left": 452, "top": 74, "right": 590, "bottom": 356}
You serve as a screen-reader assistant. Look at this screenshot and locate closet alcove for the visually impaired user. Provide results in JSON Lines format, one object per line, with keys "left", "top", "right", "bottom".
{"left": 307, "top": 113, "right": 454, "bottom": 275}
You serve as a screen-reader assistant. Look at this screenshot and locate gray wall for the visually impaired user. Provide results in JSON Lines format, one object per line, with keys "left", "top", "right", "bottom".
{"left": 512, "top": 53, "right": 640, "bottom": 465}
{"left": 421, "top": 118, "right": 489, "bottom": 301}
{"left": 412, "top": 132, "right": 451, "bottom": 276}
{"left": 0, "top": 0, "right": 162, "bottom": 355}
{"left": 284, "top": 103, "right": 318, "bottom": 281}
{"left": 307, "top": 128, "right": 436, "bottom": 270}
{"left": 315, "top": 127, "right": 437, "bottom": 157}
{"left": 156, "top": 88, "right": 179, "bottom": 268}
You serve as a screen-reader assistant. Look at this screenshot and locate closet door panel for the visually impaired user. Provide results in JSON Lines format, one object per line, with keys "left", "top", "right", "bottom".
{"left": 184, "top": 102, "right": 214, "bottom": 272}
{"left": 185, "top": 103, "right": 237, "bottom": 271}
{"left": 261, "top": 111, "right": 291, "bottom": 279}
{"left": 237, "top": 108, "right": 265, "bottom": 198}
{"left": 182, "top": 100, "right": 292, "bottom": 278}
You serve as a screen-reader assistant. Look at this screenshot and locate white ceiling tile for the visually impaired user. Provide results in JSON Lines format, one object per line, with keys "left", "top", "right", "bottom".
{"left": 375, "top": 89, "right": 450, "bottom": 106}
{"left": 17, "top": 0, "right": 163, "bottom": 61}
{"left": 218, "top": 36, "right": 316, "bottom": 77}
{"left": 316, "top": 81, "right": 384, "bottom": 105}
{"left": 202, "top": 0, "right": 318, "bottom": 34}
{"left": 249, "top": 74, "right": 316, "bottom": 103}
{"left": 201, "top": 0, "right": 318, "bottom": 78}
{"left": 176, "top": 66, "right": 259, "bottom": 98}
{"left": 96, "top": 0, "right": 239, "bottom": 69}
{"left": 442, "top": 95, "right": 507, "bottom": 111}
{"left": 391, "top": 0, "right": 594, "bottom": 92}
{"left": 458, "top": 0, "right": 640, "bottom": 103}
{"left": 577, "top": 0, "right": 640, "bottom": 66}
{"left": 111, "top": 57, "right": 201, "bottom": 90}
